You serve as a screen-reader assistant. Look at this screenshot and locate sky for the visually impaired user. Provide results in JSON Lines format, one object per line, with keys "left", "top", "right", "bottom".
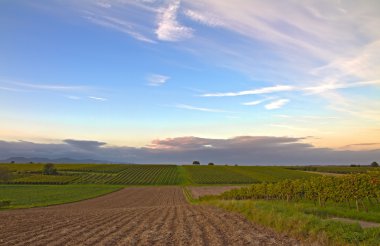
{"left": 0, "top": 0, "right": 380, "bottom": 164}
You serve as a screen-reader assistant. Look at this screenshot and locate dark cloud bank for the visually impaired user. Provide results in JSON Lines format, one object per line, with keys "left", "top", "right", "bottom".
{"left": 0, "top": 136, "right": 379, "bottom": 165}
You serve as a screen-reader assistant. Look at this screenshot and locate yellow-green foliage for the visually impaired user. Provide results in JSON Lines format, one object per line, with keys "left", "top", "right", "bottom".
{"left": 218, "top": 174, "right": 380, "bottom": 211}
{"left": 10, "top": 175, "right": 78, "bottom": 184}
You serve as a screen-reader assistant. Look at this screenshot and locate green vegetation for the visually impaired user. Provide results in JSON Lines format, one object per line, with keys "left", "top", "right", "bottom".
{"left": 184, "top": 165, "right": 256, "bottom": 184}
{"left": 0, "top": 163, "right": 318, "bottom": 185}
{"left": 214, "top": 174, "right": 380, "bottom": 211}
{"left": 203, "top": 199, "right": 380, "bottom": 245}
{"left": 103, "top": 165, "right": 182, "bottom": 185}
{"left": 288, "top": 165, "right": 379, "bottom": 174}
{"left": 194, "top": 173, "right": 380, "bottom": 245}
{"left": 183, "top": 165, "right": 316, "bottom": 184}
{"left": 0, "top": 185, "right": 123, "bottom": 209}
{"left": 0, "top": 167, "right": 11, "bottom": 182}
{"left": 43, "top": 163, "right": 58, "bottom": 175}
{"left": 10, "top": 174, "right": 78, "bottom": 184}
{"left": 230, "top": 166, "right": 317, "bottom": 182}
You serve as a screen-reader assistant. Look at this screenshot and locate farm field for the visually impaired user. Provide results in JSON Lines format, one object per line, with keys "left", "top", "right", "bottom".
{"left": 288, "top": 165, "right": 378, "bottom": 174}
{"left": 199, "top": 173, "right": 380, "bottom": 245}
{"left": 0, "top": 185, "right": 123, "bottom": 209}
{"left": 0, "top": 187, "right": 298, "bottom": 245}
{"left": 0, "top": 165, "right": 379, "bottom": 245}
{"left": 0, "top": 163, "right": 318, "bottom": 185}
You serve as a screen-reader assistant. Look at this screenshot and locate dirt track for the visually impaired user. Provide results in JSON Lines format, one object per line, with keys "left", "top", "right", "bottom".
{"left": 0, "top": 187, "right": 299, "bottom": 245}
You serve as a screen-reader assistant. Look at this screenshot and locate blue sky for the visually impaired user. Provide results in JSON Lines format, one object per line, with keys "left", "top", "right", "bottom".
{"left": 1, "top": 0, "right": 380, "bottom": 164}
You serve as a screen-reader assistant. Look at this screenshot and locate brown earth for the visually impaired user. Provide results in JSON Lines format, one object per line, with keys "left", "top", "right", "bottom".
{"left": 0, "top": 187, "right": 299, "bottom": 246}
{"left": 189, "top": 186, "right": 244, "bottom": 199}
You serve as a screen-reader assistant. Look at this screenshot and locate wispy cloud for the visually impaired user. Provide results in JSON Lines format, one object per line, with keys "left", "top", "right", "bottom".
{"left": 147, "top": 74, "right": 170, "bottom": 86}
{"left": 183, "top": 9, "right": 224, "bottom": 27}
{"left": 0, "top": 86, "right": 23, "bottom": 92}
{"left": 242, "top": 100, "right": 264, "bottom": 106}
{"left": 0, "top": 79, "right": 87, "bottom": 92}
{"left": 155, "top": 0, "right": 193, "bottom": 41}
{"left": 85, "top": 15, "right": 156, "bottom": 43}
{"left": 201, "top": 85, "right": 294, "bottom": 97}
{"left": 176, "top": 104, "right": 226, "bottom": 113}
{"left": 303, "top": 80, "right": 380, "bottom": 94}
{"left": 89, "top": 96, "right": 107, "bottom": 101}
{"left": 66, "top": 96, "right": 81, "bottom": 100}
{"left": 265, "top": 99, "right": 289, "bottom": 110}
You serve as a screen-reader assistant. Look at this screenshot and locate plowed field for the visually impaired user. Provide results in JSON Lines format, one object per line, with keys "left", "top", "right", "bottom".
{"left": 0, "top": 187, "right": 299, "bottom": 245}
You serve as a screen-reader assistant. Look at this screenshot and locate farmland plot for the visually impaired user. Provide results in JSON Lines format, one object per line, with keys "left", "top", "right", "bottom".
{"left": 0, "top": 187, "right": 298, "bottom": 245}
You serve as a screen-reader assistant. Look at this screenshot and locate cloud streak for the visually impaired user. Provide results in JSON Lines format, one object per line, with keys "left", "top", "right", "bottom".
{"left": 176, "top": 104, "right": 227, "bottom": 113}
{"left": 89, "top": 96, "right": 107, "bottom": 101}
{"left": 201, "top": 85, "right": 294, "bottom": 97}
{"left": 265, "top": 99, "right": 289, "bottom": 110}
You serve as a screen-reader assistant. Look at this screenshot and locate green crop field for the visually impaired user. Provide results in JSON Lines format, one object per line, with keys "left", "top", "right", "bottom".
{"left": 228, "top": 166, "right": 317, "bottom": 182}
{"left": 0, "top": 185, "right": 123, "bottom": 209}
{"left": 1, "top": 163, "right": 321, "bottom": 185}
{"left": 287, "top": 165, "right": 378, "bottom": 174}
{"left": 184, "top": 166, "right": 256, "bottom": 184}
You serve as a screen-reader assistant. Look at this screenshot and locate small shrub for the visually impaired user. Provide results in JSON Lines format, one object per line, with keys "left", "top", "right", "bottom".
{"left": 208, "top": 162, "right": 214, "bottom": 166}
{"left": 0, "top": 200, "right": 11, "bottom": 208}
{"left": 43, "top": 163, "right": 58, "bottom": 175}
{"left": 192, "top": 161, "right": 200, "bottom": 165}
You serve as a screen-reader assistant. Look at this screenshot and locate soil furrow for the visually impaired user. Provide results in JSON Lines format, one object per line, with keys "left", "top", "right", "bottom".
{"left": 0, "top": 187, "right": 299, "bottom": 246}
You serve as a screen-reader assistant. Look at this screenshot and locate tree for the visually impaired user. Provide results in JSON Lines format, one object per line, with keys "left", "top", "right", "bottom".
{"left": 43, "top": 163, "right": 58, "bottom": 175}
{"left": 10, "top": 161, "right": 15, "bottom": 164}
{"left": 192, "top": 161, "right": 200, "bottom": 165}
{"left": 371, "top": 161, "right": 379, "bottom": 167}
{"left": 208, "top": 162, "right": 214, "bottom": 166}
{"left": 0, "top": 167, "right": 11, "bottom": 182}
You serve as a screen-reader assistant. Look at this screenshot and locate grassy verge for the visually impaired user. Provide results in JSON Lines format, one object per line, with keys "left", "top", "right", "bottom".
{"left": 201, "top": 199, "right": 380, "bottom": 245}
{"left": 0, "top": 184, "right": 124, "bottom": 209}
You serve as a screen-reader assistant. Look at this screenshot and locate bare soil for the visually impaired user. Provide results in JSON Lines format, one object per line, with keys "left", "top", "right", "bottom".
{"left": 0, "top": 187, "right": 299, "bottom": 245}
{"left": 189, "top": 186, "right": 244, "bottom": 199}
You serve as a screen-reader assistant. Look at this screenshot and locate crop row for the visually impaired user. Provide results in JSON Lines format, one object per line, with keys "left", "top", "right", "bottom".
{"left": 106, "top": 165, "right": 181, "bottom": 185}
{"left": 217, "top": 173, "right": 380, "bottom": 211}
{"left": 5, "top": 175, "right": 78, "bottom": 185}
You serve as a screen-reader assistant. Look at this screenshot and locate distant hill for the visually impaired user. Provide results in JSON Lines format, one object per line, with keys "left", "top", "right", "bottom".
{"left": 0, "top": 157, "right": 119, "bottom": 164}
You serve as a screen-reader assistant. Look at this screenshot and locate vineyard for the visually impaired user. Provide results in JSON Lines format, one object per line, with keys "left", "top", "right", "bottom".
{"left": 214, "top": 173, "right": 380, "bottom": 211}
{"left": 288, "top": 165, "right": 378, "bottom": 174}
{"left": 184, "top": 166, "right": 256, "bottom": 184}
{"left": 9, "top": 175, "right": 78, "bottom": 185}
{"left": 0, "top": 163, "right": 319, "bottom": 185}
{"left": 72, "top": 165, "right": 182, "bottom": 185}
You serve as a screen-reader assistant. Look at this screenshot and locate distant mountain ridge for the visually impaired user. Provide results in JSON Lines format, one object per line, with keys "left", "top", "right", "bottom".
{"left": 0, "top": 157, "right": 120, "bottom": 164}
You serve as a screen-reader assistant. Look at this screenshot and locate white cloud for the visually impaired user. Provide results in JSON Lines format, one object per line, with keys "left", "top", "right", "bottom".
{"left": 265, "top": 99, "right": 289, "bottom": 110}
{"left": 242, "top": 100, "right": 263, "bottom": 106}
{"left": 183, "top": 9, "right": 224, "bottom": 27}
{"left": 147, "top": 74, "right": 170, "bottom": 86}
{"left": 201, "top": 85, "right": 294, "bottom": 97}
{"left": 89, "top": 96, "right": 107, "bottom": 101}
{"left": 303, "top": 80, "right": 380, "bottom": 94}
{"left": 155, "top": 0, "right": 193, "bottom": 41}
{"left": 176, "top": 104, "right": 226, "bottom": 113}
